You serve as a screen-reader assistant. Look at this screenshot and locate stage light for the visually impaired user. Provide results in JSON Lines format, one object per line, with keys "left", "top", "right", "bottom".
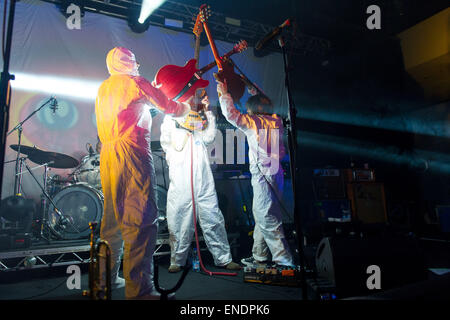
{"left": 138, "top": 0, "right": 165, "bottom": 24}
{"left": 10, "top": 72, "right": 101, "bottom": 101}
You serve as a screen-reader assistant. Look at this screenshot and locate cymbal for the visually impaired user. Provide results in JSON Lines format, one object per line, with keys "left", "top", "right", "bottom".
{"left": 10, "top": 144, "right": 41, "bottom": 156}
{"left": 9, "top": 144, "right": 79, "bottom": 169}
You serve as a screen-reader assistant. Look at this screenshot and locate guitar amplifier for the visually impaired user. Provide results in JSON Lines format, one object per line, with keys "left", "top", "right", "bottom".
{"left": 347, "top": 182, "right": 387, "bottom": 224}
{"left": 313, "top": 200, "right": 352, "bottom": 222}
{"left": 312, "top": 169, "right": 346, "bottom": 200}
{"left": 343, "top": 168, "right": 376, "bottom": 182}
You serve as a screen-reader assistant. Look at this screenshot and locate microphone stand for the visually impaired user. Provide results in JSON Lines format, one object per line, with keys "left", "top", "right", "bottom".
{"left": 278, "top": 34, "right": 309, "bottom": 300}
{"left": 7, "top": 97, "right": 55, "bottom": 195}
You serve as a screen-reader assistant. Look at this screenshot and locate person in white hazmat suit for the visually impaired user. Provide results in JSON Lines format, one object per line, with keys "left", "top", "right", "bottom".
{"left": 95, "top": 47, "right": 190, "bottom": 299}
{"left": 216, "top": 79, "right": 294, "bottom": 268}
{"left": 160, "top": 95, "right": 241, "bottom": 273}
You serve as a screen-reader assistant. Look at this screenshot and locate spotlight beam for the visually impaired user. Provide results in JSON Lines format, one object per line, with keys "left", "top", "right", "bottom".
{"left": 138, "top": 0, "right": 166, "bottom": 24}
{"left": 10, "top": 72, "right": 101, "bottom": 101}
{"left": 298, "top": 130, "right": 450, "bottom": 175}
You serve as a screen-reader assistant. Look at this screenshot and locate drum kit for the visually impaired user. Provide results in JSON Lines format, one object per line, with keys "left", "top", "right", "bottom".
{"left": 3, "top": 96, "right": 168, "bottom": 242}
{"left": 8, "top": 142, "right": 169, "bottom": 241}
{"left": 9, "top": 144, "right": 104, "bottom": 241}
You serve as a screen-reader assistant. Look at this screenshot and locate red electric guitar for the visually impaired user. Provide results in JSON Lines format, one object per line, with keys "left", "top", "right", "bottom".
{"left": 175, "top": 9, "right": 208, "bottom": 131}
{"left": 153, "top": 9, "right": 248, "bottom": 103}
{"left": 198, "top": 4, "right": 247, "bottom": 103}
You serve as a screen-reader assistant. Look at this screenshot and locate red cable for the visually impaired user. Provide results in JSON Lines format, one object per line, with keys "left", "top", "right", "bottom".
{"left": 189, "top": 134, "right": 237, "bottom": 277}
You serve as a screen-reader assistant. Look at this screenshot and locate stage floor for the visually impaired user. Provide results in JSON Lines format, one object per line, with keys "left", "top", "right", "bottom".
{"left": 1, "top": 235, "right": 450, "bottom": 301}
{"left": 0, "top": 260, "right": 303, "bottom": 300}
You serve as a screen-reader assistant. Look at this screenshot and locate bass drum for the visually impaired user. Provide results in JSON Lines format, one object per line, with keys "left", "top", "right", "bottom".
{"left": 74, "top": 154, "right": 101, "bottom": 190}
{"left": 48, "top": 183, "right": 103, "bottom": 240}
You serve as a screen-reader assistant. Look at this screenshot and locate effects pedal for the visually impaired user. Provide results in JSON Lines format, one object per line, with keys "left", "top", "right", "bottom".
{"left": 243, "top": 265, "right": 303, "bottom": 287}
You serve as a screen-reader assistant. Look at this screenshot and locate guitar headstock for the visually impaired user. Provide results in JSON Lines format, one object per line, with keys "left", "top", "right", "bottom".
{"left": 193, "top": 14, "right": 203, "bottom": 37}
{"left": 199, "top": 4, "right": 211, "bottom": 23}
{"left": 233, "top": 40, "right": 248, "bottom": 53}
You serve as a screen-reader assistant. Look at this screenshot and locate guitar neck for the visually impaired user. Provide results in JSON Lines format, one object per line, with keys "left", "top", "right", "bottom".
{"left": 192, "top": 33, "right": 202, "bottom": 112}
{"left": 194, "top": 34, "right": 201, "bottom": 69}
{"left": 198, "top": 48, "right": 236, "bottom": 75}
{"left": 201, "top": 20, "right": 223, "bottom": 71}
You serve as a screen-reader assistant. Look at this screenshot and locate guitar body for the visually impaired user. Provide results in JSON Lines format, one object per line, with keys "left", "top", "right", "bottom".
{"left": 154, "top": 59, "right": 210, "bottom": 102}
{"left": 177, "top": 110, "right": 208, "bottom": 132}
{"left": 215, "top": 60, "right": 245, "bottom": 103}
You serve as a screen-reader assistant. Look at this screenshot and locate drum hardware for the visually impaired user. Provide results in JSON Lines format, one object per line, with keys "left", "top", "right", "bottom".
{"left": 82, "top": 221, "right": 111, "bottom": 300}
{"left": 73, "top": 154, "right": 101, "bottom": 190}
{"left": 8, "top": 143, "right": 80, "bottom": 242}
{"left": 7, "top": 97, "right": 57, "bottom": 195}
{"left": 20, "top": 160, "right": 79, "bottom": 242}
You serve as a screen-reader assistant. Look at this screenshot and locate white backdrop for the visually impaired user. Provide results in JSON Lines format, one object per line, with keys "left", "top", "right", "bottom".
{"left": 1, "top": 0, "right": 287, "bottom": 201}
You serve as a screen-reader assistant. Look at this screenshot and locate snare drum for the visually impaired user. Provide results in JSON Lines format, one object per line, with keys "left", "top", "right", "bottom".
{"left": 74, "top": 154, "right": 101, "bottom": 190}
{"left": 48, "top": 183, "right": 103, "bottom": 240}
{"left": 47, "top": 174, "right": 74, "bottom": 196}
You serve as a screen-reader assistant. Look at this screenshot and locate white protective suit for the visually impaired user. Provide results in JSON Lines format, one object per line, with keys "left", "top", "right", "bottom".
{"left": 160, "top": 110, "right": 233, "bottom": 268}
{"left": 95, "top": 47, "right": 188, "bottom": 299}
{"left": 218, "top": 89, "right": 294, "bottom": 266}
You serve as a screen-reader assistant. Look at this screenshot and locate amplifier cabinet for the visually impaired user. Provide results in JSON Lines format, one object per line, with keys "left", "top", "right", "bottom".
{"left": 347, "top": 182, "right": 388, "bottom": 224}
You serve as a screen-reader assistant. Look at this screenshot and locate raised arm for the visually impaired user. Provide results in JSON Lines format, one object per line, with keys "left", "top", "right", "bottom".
{"left": 135, "top": 76, "right": 189, "bottom": 117}
{"left": 201, "top": 111, "right": 217, "bottom": 146}
{"left": 216, "top": 79, "right": 253, "bottom": 130}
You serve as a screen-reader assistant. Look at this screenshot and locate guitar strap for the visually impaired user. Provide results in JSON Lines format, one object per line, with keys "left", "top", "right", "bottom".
{"left": 171, "top": 122, "right": 191, "bottom": 152}
{"left": 173, "top": 72, "right": 202, "bottom": 101}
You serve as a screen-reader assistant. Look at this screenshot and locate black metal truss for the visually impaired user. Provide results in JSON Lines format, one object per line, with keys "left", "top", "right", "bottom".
{"left": 41, "top": 0, "right": 331, "bottom": 56}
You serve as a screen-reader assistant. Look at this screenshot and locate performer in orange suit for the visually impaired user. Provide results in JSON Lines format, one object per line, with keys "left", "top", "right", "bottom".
{"left": 95, "top": 47, "right": 190, "bottom": 299}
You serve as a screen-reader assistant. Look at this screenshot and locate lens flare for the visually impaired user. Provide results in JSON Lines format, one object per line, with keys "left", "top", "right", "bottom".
{"left": 11, "top": 72, "right": 101, "bottom": 101}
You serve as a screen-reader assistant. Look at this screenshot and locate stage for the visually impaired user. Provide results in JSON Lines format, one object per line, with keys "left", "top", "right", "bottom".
{"left": 1, "top": 234, "right": 450, "bottom": 301}
{"left": 1, "top": 0, "right": 449, "bottom": 304}
{"left": 0, "top": 237, "right": 306, "bottom": 301}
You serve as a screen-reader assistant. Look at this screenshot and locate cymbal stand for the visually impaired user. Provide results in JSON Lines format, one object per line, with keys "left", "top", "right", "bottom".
{"left": 22, "top": 160, "right": 79, "bottom": 242}
{"left": 15, "top": 154, "right": 27, "bottom": 196}
{"left": 40, "top": 163, "right": 50, "bottom": 241}
{"left": 7, "top": 97, "right": 55, "bottom": 196}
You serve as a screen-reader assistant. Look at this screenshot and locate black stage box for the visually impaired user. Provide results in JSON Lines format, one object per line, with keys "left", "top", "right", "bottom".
{"left": 315, "top": 236, "right": 427, "bottom": 298}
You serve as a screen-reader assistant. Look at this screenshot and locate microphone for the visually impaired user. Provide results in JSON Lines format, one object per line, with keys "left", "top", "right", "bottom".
{"left": 255, "top": 18, "right": 291, "bottom": 51}
{"left": 50, "top": 97, "right": 58, "bottom": 114}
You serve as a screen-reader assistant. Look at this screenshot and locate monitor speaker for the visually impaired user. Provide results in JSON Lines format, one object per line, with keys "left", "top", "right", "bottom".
{"left": 315, "top": 236, "right": 427, "bottom": 298}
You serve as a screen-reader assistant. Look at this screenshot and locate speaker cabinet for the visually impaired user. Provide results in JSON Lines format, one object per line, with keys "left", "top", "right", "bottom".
{"left": 315, "top": 237, "right": 427, "bottom": 298}
{"left": 347, "top": 182, "right": 387, "bottom": 224}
